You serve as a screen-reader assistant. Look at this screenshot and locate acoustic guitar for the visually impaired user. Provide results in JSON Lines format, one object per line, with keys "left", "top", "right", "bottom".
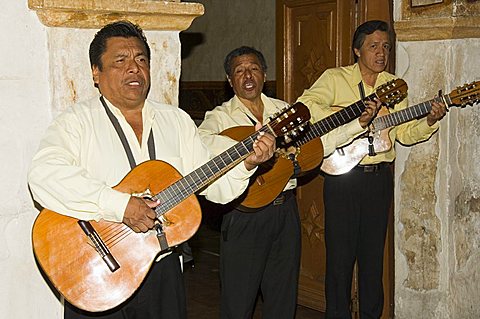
{"left": 31, "top": 102, "right": 310, "bottom": 312}
{"left": 321, "top": 81, "right": 480, "bottom": 175}
{"left": 222, "top": 78, "right": 407, "bottom": 210}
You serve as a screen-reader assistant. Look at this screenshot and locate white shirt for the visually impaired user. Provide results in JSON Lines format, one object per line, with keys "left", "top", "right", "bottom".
{"left": 28, "top": 95, "right": 254, "bottom": 222}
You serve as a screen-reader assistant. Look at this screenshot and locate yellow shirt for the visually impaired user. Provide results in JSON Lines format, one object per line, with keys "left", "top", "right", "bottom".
{"left": 297, "top": 63, "right": 438, "bottom": 164}
{"left": 198, "top": 94, "right": 365, "bottom": 190}
{"left": 28, "top": 95, "right": 254, "bottom": 222}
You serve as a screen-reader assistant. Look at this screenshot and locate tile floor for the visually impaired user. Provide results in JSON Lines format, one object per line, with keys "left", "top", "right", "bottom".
{"left": 183, "top": 223, "right": 325, "bottom": 319}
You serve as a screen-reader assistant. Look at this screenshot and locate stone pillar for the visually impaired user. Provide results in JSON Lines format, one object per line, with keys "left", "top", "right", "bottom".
{"left": 28, "top": 0, "right": 204, "bottom": 113}
{"left": 393, "top": 1, "right": 480, "bottom": 318}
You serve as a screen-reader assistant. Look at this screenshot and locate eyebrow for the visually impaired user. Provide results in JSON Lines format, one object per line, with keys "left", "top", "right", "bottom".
{"left": 113, "top": 50, "right": 147, "bottom": 58}
{"left": 234, "top": 62, "right": 261, "bottom": 68}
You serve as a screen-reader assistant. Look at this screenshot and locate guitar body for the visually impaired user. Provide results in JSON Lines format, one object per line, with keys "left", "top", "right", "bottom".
{"left": 222, "top": 126, "right": 324, "bottom": 209}
{"left": 295, "top": 137, "right": 325, "bottom": 173}
{"left": 321, "top": 107, "right": 393, "bottom": 175}
{"left": 32, "top": 160, "right": 201, "bottom": 312}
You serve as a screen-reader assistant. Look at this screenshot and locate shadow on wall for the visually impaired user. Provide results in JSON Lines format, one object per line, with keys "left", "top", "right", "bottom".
{"left": 180, "top": 32, "right": 205, "bottom": 60}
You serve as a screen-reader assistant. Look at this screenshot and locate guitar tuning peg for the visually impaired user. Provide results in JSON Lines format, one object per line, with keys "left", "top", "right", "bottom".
{"left": 283, "top": 135, "right": 293, "bottom": 143}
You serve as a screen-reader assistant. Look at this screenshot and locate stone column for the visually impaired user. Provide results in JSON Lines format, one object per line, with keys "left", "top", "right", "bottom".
{"left": 28, "top": 0, "right": 204, "bottom": 113}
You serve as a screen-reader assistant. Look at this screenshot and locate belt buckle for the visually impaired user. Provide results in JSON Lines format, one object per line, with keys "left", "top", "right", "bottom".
{"left": 273, "top": 195, "right": 286, "bottom": 205}
{"left": 363, "top": 165, "right": 376, "bottom": 173}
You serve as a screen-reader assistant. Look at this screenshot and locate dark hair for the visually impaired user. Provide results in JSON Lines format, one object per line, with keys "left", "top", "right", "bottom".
{"left": 223, "top": 46, "right": 267, "bottom": 77}
{"left": 89, "top": 20, "right": 150, "bottom": 71}
{"left": 352, "top": 20, "right": 391, "bottom": 62}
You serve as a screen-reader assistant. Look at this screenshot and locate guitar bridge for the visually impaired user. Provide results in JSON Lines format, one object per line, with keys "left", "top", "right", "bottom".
{"left": 78, "top": 220, "right": 120, "bottom": 272}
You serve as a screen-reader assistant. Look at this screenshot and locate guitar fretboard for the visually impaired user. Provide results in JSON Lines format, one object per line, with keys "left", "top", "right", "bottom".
{"left": 149, "top": 102, "right": 310, "bottom": 216}
{"left": 372, "top": 96, "right": 444, "bottom": 131}
{"left": 153, "top": 128, "right": 264, "bottom": 215}
{"left": 294, "top": 95, "right": 375, "bottom": 147}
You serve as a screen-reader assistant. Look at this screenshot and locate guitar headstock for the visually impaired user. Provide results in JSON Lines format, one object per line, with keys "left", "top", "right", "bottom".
{"left": 445, "top": 81, "right": 480, "bottom": 108}
{"left": 266, "top": 102, "right": 311, "bottom": 138}
{"left": 375, "top": 78, "right": 408, "bottom": 108}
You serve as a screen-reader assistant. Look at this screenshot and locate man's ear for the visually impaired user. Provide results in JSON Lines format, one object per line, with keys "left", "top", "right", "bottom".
{"left": 92, "top": 65, "right": 100, "bottom": 87}
{"left": 264, "top": 73, "right": 267, "bottom": 82}
{"left": 226, "top": 76, "right": 232, "bottom": 87}
{"left": 353, "top": 48, "right": 360, "bottom": 58}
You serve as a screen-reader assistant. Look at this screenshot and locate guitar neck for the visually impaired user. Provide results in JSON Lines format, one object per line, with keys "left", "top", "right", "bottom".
{"left": 154, "top": 128, "right": 264, "bottom": 215}
{"left": 372, "top": 96, "right": 444, "bottom": 131}
{"left": 295, "top": 94, "right": 376, "bottom": 146}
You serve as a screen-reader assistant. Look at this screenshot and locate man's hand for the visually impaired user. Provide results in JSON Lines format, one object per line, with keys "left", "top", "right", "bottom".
{"left": 359, "top": 98, "right": 382, "bottom": 128}
{"left": 427, "top": 101, "right": 447, "bottom": 126}
{"left": 123, "top": 196, "right": 159, "bottom": 233}
{"left": 244, "top": 123, "right": 276, "bottom": 171}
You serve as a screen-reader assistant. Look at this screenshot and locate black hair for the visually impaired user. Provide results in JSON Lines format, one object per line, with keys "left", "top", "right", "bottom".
{"left": 89, "top": 20, "right": 150, "bottom": 71}
{"left": 352, "top": 20, "right": 392, "bottom": 62}
{"left": 223, "top": 46, "right": 267, "bottom": 77}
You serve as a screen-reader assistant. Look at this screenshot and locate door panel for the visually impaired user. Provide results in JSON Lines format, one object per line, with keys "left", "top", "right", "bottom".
{"left": 290, "top": 3, "right": 337, "bottom": 101}
{"left": 277, "top": 0, "right": 353, "bottom": 104}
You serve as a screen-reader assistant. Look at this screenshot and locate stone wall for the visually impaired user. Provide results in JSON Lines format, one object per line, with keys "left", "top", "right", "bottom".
{"left": 394, "top": 1, "right": 480, "bottom": 318}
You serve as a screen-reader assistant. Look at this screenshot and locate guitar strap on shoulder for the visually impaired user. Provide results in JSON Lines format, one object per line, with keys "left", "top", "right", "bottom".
{"left": 358, "top": 82, "right": 377, "bottom": 157}
{"left": 245, "top": 112, "right": 258, "bottom": 126}
{"left": 100, "top": 96, "right": 155, "bottom": 169}
{"left": 358, "top": 81, "right": 366, "bottom": 100}
{"left": 100, "top": 96, "right": 170, "bottom": 251}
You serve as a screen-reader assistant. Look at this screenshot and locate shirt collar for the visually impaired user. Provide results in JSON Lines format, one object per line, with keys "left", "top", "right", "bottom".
{"left": 351, "top": 63, "right": 391, "bottom": 90}
{"left": 231, "top": 93, "right": 280, "bottom": 124}
{"left": 101, "top": 96, "right": 154, "bottom": 121}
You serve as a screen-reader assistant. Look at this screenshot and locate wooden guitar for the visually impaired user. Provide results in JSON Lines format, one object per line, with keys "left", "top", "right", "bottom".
{"left": 222, "top": 78, "right": 407, "bottom": 210}
{"left": 31, "top": 103, "right": 310, "bottom": 312}
{"left": 321, "top": 80, "right": 480, "bottom": 175}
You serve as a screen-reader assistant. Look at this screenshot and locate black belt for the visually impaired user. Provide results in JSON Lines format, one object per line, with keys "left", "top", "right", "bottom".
{"left": 272, "top": 189, "right": 295, "bottom": 206}
{"left": 233, "top": 189, "right": 296, "bottom": 213}
{"left": 354, "top": 162, "right": 390, "bottom": 173}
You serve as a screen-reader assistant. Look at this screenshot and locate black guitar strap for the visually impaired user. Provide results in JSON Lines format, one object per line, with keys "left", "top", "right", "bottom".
{"left": 245, "top": 112, "right": 257, "bottom": 126}
{"left": 358, "top": 82, "right": 376, "bottom": 157}
{"left": 358, "top": 81, "right": 366, "bottom": 100}
{"left": 100, "top": 96, "right": 155, "bottom": 169}
{"left": 100, "top": 96, "right": 169, "bottom": 250}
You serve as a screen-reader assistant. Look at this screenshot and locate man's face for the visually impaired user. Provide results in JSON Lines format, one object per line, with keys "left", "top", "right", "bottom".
{"left": 354, "top": 30, "right": 391, "bottom": 75}
{"left": 228, "top": 53, "right": 266, "bottom": 102}
{"left": 92, "top": 36, "right": 150, "bottom": 110}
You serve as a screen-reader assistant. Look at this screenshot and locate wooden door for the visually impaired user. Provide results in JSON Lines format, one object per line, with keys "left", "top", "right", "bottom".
{"left": 276, "top": 0, "right": 353, "bottom": 105}
{"left": 276, "top": 0, "right": 394, "bottom": 318}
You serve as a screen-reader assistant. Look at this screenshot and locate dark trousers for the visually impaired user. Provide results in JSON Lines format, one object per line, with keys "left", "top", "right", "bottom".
{"left": 64, "top": 252, "right": 186, "bottom": 319}
{"left": 323, "top": 166, "right": 393, "bottom": 319}
{"left": 220, "top": 193, "right": 301, "bottom": 319}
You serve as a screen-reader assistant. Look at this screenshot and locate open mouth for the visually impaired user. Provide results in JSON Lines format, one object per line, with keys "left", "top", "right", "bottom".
{"left": 243, "top": 80, "right": 256, "bottom": 90}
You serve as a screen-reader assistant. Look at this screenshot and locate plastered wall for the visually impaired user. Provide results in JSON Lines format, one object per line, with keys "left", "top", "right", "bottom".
{"left": 394, "top": 38, "right": 480, "bottom": 318}
{"left": 180, "top": 0, "right": 276, "bottom": 81}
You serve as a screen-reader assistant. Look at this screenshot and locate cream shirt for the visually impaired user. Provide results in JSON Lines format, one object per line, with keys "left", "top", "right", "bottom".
{"left": 297, "top": 63, "right": 439, "bottom": 164}
{"left": 28, "top": 96, "right": 254, "bottom": 222}
{"left": 198, "top": 94, "right": 365, "bottom": 190}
